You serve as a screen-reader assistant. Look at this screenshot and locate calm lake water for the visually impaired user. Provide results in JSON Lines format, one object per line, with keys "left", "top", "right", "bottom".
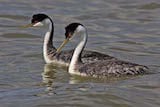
{"left": 0, "top": 0, "right": 160, "bottom": 107}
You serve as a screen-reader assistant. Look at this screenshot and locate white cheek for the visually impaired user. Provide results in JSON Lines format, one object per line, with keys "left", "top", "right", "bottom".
{"left": 33, "top": 22, "right": 44, "bottom": 27}
{"left": 76, "top": 25, "right": 85, "bottom": 32}
{"left": 45, "top": 19, "right": 50, "bottom": 24}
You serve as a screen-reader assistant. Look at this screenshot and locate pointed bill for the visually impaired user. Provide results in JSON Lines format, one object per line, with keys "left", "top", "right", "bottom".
{"left": 56, "top": 38, "right": 70, "bottom": 53}
{"left": 20, "top": 23, "right": 33, "bottom": 28}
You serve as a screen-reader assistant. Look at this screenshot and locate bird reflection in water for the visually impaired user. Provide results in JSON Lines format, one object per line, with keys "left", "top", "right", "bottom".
{"left": 41, "top": 64, "right": 57, "bottom": 95}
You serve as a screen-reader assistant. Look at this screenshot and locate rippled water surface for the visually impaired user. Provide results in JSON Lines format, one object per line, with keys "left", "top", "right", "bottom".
{"left": 0, "top": 0, "right": 160, "bottom": 107}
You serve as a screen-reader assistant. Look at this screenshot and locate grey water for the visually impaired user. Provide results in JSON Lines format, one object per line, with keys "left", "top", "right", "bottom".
{"left": 0, "top": 0, "right": 160, "bottom": 107}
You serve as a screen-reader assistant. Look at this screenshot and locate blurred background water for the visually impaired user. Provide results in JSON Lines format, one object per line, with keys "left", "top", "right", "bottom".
{"left": 0, "top": 0, "right": 160, "bottom": 107}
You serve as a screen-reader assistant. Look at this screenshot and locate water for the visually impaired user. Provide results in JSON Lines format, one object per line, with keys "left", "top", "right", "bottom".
{"left": 0, "top": 0, "right": 160, "bottom": 107}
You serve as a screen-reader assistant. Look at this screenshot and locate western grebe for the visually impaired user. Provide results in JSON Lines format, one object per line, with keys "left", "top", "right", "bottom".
{"left": 56, "top": 23, "right": 149, "bottom": 77}
{"left": 24, "top": 13, "right": 115, "bottom": 66}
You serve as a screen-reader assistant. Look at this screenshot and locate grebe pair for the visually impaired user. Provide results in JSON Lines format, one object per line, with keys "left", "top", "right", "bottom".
{"left": 25, "top": 13, "right": 148, "bottom": 77}
{"left": 24, "top": 14, "right": 115, "bottom": 66}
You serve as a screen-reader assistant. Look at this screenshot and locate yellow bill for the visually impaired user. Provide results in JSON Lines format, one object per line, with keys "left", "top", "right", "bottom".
{"left": 20, "top": 23, "right": 33, "bottom": 28}
{"left": 56, "top": 38, "right": 70, "bottom": 53}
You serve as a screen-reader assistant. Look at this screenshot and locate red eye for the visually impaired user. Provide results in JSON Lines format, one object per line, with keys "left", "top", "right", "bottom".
{"left": 31, "top": 19, "right": 39, "bottom": 24}
{"left": 65, "top": 32, "right": 71, "bottom": 38}
{"left": 68, "top": 33, "right": 72, "bottom": 38}
{"left": 33, "top": 21, "right": 38, "bottom": 24}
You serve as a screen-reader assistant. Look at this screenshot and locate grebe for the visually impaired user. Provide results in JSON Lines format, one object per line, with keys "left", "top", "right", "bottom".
{"left": 56, "top": 23, "right": 149, "bottom": 77}
{"left": 24, "top": 14, "right": 115, "bottom": 66}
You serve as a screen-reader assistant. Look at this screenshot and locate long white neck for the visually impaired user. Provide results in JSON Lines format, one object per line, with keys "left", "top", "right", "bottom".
{"left": 69, "top": 26, "right": 88, "bottom": 74}
{"left": 43, "top": 18, "right": 56, "bottom": 63}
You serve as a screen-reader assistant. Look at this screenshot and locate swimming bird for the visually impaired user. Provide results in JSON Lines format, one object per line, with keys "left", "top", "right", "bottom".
{"left": 56, "top": 23, "right": 149, "bottom": 77}
{"left": 23, "top": 13, "right": 115, "bottom": 66}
